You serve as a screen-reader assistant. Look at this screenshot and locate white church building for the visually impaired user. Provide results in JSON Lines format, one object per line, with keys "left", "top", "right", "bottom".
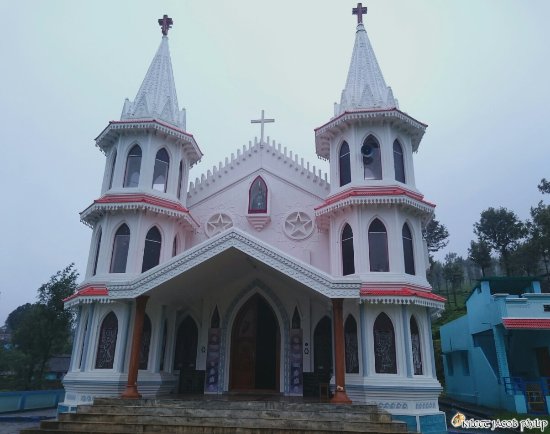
{"left": 61, "top": 7, "right": 447, "bottom": 434}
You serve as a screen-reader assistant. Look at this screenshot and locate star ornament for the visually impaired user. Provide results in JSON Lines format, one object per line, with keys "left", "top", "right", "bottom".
{"left": 284, "top": 212, "right": 314, "bottom": 239}
{"left": 206, "top": 213, "right": 233, "bottom": 237}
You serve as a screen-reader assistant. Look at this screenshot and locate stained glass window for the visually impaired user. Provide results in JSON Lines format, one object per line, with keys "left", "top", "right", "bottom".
{"left": 152, "top": 148, "right": 170, "bottom": 192}
{"left": 248, "top": 176, "right": 268, "bottom": 213}
{"left": 373, "top": 313, "right": 397, "bottom": 374}
{"left": 362, "top": 135, "right": 382, "bottom": 180}
{"left": 410, "top": 316, "right": 423, "bottom": 375}
{"left": 402, "top": 223, "right": 415, "bottom": 275}
{"left": 341, "top": 224, "right": 355, "bottom": 276}
{"left": 142, "top": 226, "right": 161, "bottom": 272}
{"left": 339, "top": 141, "right": 351, "bottom": 186}
{"left": 139, "top": 314, "right": 152, "bottom": 370}
{"left": 95, "top": 312, "right": 118, "bottom": 369}
{"left": 110, "top": 224, "right": 130, "bottom": 273}
{"left": 124, "top": 145, "right": 142, "bottom": 188}
{"left": 393, "top": 140, "right": 405, "bottom": 183}
{"left": 369, "top": 219, "right": 389, "bottom": 272}
{"left": 345, "top": 315, "right": 359, "bottom": 374}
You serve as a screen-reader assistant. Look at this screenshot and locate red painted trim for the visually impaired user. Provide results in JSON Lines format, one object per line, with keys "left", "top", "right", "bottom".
{"left": 314, "top": 108, "right": 428, "bottom": 133}
{"left": 502, "top": 318, "right": 550, "bottom": 329}
{"left": 63, "top": 285, "right": 109, "bottom": 302}
{"left": 315, "top": 186, "right": 436, "bottom": 211}
{"left": 95, "top": 194, "right": 190, "bottom": 213}
{"left": 360, "top": 287, "right": 446, "bottom": 303}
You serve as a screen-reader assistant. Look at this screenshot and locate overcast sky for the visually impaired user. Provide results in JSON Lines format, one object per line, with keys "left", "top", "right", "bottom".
{"left": 1, "top": 0, "right": 549, "bottom": 325}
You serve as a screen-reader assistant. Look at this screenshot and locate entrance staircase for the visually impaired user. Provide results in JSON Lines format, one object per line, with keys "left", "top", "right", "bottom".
{"left": 21, "top": 397, "right": 413, "bottom": 433}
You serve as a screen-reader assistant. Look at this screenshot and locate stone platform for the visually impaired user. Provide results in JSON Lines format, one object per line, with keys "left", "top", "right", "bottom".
{"left": 21, "top": 396, "right": 414, "bottom": 433}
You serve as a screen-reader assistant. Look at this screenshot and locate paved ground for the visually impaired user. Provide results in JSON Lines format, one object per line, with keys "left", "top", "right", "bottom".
{"left": 0, "top": 408, "right": 57, "bottom": 434}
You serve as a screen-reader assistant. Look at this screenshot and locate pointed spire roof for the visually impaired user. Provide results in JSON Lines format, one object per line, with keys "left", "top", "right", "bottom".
{"left": 121, "top": 35, "right": 186, "bottom": 130}
{"left": 335, "top": 17, "right": 397, "bottom": 116}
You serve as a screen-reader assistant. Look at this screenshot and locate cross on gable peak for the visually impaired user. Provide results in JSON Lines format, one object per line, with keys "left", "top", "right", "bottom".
{"left": 158, "top": 14, "right": 173, "bottom": 36}
{"left": 352, "top": 3, "right": 368, "bottom": 25}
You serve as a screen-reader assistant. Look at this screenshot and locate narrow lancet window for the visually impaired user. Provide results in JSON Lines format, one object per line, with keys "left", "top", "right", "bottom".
{"left": 369, "top": 219, "right": 389, "bottom": 272}
{"left": 362, "top": 135, "right": 382, "bottom": 180}
{"left": 345, "top": 315, "right": 359, "bottom": 373}
{"left": 152, "top": 148, "right": 170, "bottom": 192}
{"left": 92, "top": 228, "right": 102, "bottom": 276}
{"left": 248, "top": 176, "right": 268, "bottom": 213}
{"left": 292, "top": 307, "right": 301, "bottom": 329}
{"left": 95, "top": 312, "right": 118, "bottom": 369}
{"left": 341, "top": 224, "right": 355, "bottom": 276}
{"left": 123, "top": 145, "right": 142, "bottom": 188}
{"left": 402, "top": 223, "right": 415, "bottom": 275}
{"left": 142, "top": 226, "right": 162, "bottom": 272}
{"left": 139, "top": 314, "right": 152, "bottom": 370}
{"left": 110, "top": 224, "right": 130, "bottom": 273}
{"left": 177, "top": 160, "right": 184, "bottom": 199}
{"left": 172, "top": 236, "right": 178, "bottom": 257}
{"left": 211, "top": 306, "right": 220, "bottom": 328}
{"left": 393, "top": 140, "right": 405, "bottom": 183}
{"left": 373, "top": 313, "right": 397, "bottom": 374}
{"left": 108, "top": 150, "right": 117, "bottom": 189}
{"left": 339, "top": 141, "right": 351, "bottom": 186}
{"left": 410, "top": 316, "right": 423, "bottom": 375}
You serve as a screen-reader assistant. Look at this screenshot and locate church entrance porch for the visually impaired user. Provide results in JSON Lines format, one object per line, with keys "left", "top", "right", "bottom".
{"left": 230, "top": 294, "right": 280, "bottom": 392}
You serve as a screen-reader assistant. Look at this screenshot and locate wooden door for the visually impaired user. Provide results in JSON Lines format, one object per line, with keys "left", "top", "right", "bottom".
{"left": 230, "top": 297, "right": 258, "bottom": 390}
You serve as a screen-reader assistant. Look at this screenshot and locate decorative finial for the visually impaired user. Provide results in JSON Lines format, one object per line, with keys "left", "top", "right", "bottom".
{"left": 352, "top": 3, "right": 367, "bottom": 24}
{"left": 158, "top": 14, "right": 173, "bottom": 36}
{"left": 251, "top": 110, "right": 275, "bottom": 146}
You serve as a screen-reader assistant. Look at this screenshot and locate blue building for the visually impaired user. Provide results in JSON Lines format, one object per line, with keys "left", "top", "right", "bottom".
{"left": 440, "top": 277, "right": 550, "bottom": 414}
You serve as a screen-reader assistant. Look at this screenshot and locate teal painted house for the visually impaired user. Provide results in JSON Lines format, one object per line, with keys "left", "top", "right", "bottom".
{"left": 440, "top": 277, "right": 550, "bottom": 414}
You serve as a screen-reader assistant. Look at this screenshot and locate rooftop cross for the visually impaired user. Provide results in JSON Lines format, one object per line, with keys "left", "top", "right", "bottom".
{"left": 352, "top": 3, "right": 368, "bottom": 24}
{"left": 250, "top": 110, "right": 275, "bottom": 146}
{"left": 158, "top": 14, "right": 173, "bottom": 36}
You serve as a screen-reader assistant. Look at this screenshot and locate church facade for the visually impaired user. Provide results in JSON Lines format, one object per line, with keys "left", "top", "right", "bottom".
{"left": 61, "top": 8, "right": 447, "bottom": 434}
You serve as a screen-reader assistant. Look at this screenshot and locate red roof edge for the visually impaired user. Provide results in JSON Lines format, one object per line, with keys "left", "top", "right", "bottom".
{"left": 64, "top": 285, "right": 109, "bottom": 302}
{"left": 94, "top": 193, "right": 190, "bottom": 213}
{"left": 502, "top": 318, "right": 550, "bottom": 330}
{"left": 360, "top": 287, "right": 446, "bottom": 303}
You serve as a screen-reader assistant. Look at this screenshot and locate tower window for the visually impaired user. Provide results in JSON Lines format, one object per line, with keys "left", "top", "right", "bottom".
{"left": 339, "top": 141, "right": 351, "bottom": 187}
{"left": 362, "top": 135, "right": 382, "bottom": 180}
{"left": 172, "top": 235, "right": 178, "bottom": 257}
{"left": 373, "top": 312, "right": 397, "bottom": 374}
{"left": 108, "top": 150, "right": 117, "bottom": 189}
{"left": 393, "top": 140, "right": 405, "bottom": 183}
{"left": 369, "top": 219, "right": 389, "bottom": 272}
{"left": 110, "top": 224, "right": 130, "bottom": 273}
{"left": 248, "top": 176, "right": 268, "bottom": 213}
{"left": 177, "top": 160, "right": 184, "bottom": 199}
{"left": 95, "top": 312, "right": 118, "bottom": 369}
{"left": 402, "top": 223, "right": 415, "bottom": 275}
{"left": 152, "top": 148, "right": 170, "bottom": 192}
{"left": 123, "top": 145, "right": 142, "bottom": 188}
{"left": 142, "top": 226, "right": 162, "bottom": 272}
{"left": 92, "top": 228, "right": 102, "bottom": 276}
{"left": 410, "top": 316, "right": 423, "bottom": 375}
{"left": 341, "top": 224, "right": 355, "bottom": 276}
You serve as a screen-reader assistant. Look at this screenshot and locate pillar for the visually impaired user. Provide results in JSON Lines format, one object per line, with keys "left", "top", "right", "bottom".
{"left": 121, "top": 296, "right": 149, "bottom": 399}
{"left": 331, "top": 298, "right": 352, "bottom": 404}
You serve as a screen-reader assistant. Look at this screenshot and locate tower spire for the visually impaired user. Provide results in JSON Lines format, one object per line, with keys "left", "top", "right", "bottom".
{"left": 121, "top": 15, "right": 186, "bottom": 130}
{"left": 334, "top": 5, "right": 397, "bottom": 116}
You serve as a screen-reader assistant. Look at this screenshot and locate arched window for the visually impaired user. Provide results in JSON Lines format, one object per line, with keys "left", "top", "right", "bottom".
{"left": 177, "top": 160, "right": 184, "bottom": 199}
{"left": 248, "top": 176, "right": 268, "bottom": 213}
{"left": 152, "top": 148, "right": 170, "bottom": 192}
{"left": 341, "top": 224, "right": 355, "bottom": 276}
{"left": 345, "top": 315, "right": 359, "bottom": 373}
{"left": 339, "top": 141, "right": 351, "bottom": 186}
{"left": 142, "top": 226, "right": 162, "bottom": 272}
{"left": 139, "top": 314, "right": 152, "bottom": 370}
{"left": 210, "top": 306, "right": 220, "bottom": 328}
{"left": 373, "top": 313, "right": 397, "bottom": 374}
{"left": 108, "top": 150, "right": 117, "bottom": 189}
{"left": 292, "top": 307, "right": 301, "bottom": 329}
{"left": 362, "top": 135, "right": 382, "bottom": 180}
{"left": 393, "top": 140, "right": 405, "bottom": 183}
{"left": 92, "top": 228, "right": 102, "bottom": 276}
{"left": 369, "top": 219, "right": 389, "bottom": 272}
{"left": 123, "top": 145, "right": 142, "bottom": 188}
{"left": 95, "top": 312, "right": 118, "bottom": 369}
{"left": 110, "top": 224, "right": 130, "bottom": 273}
{"left": 410, "top": 316, "right": 423, "bottom": 375}
{"left": 314, "top": 316, "right": 333, "bottom": 376}
{"left": 172, "top": 236, "right": 178, "bottom": 257}
{"left": 402, "top": 223, "right": 415, "bottom": 275}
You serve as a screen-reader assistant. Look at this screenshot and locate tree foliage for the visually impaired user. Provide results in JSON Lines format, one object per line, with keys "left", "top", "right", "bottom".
{"left": 424, "top": 218, "right": 450, "bottom": 254}
{"left": 443, "top": 253, "right": 464, "bottom": 306}
{"left": 538, "top": 178, "right": 550, "bottom": 195}
{"left": 468, "top": 239, "right": 492, "bottom": 277}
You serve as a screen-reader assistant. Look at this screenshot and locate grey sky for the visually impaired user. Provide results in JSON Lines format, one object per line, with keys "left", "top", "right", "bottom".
{"left": 1, "top": 0, "right": 549, "bottom": 325}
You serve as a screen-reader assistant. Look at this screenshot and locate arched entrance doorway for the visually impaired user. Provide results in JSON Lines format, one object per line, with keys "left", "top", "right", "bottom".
{"left": 174, "top": 316, "right": 202, "bottom": 393}
{"left": 230, "top": 294, "right": 280, "bottom": 391}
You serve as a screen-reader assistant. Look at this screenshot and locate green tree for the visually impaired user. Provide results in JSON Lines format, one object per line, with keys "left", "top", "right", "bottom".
{"left": 538, "top": 178, "right": 550, "bottom": 195}
{"left": 443, "top": 253, "right": 464, "bottom": 306}
{"left": 509, "top": 239, "right": 541, "bottom": 276}
{"left": 423, "top": 218, "right": 450, "bottom": 256}
{"left": 468, "top": 239, "right": 492, "bottom": 277}
{"left": 473, "top": 207, "right": 526, "bottom": 276}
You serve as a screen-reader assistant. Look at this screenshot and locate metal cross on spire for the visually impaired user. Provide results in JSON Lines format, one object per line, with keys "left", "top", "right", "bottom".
{"left": 352, "top": 3, "right": 368, "bottom": 24}
{"left": 158, "top": 14, "right": 173, "bottom": 36}
{"left": 251, "top": 110, "right": 275, "bottom": 146}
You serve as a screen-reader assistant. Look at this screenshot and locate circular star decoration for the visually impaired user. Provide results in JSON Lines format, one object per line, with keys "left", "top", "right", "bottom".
{"left": 284, "top": 211, "right": 314, "bottom": 240}
{"left": 205, "top": 213, "right": 233, "bottom": 237}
